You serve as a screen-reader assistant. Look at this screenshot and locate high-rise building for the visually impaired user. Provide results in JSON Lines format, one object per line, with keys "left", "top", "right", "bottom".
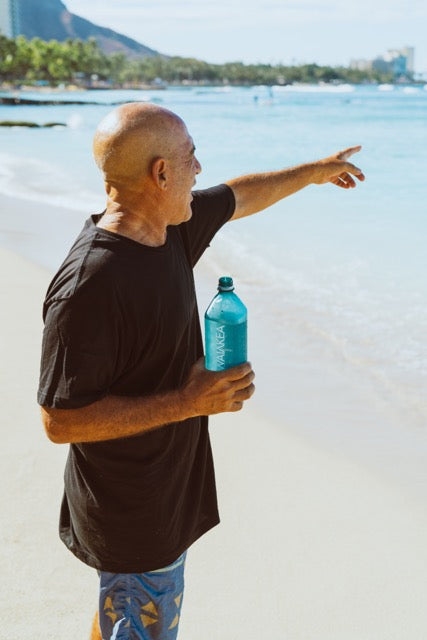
{"left": 10, "top": 0, "right": 20, "bottom": 36}
{"left": 400, "top": 47, "right": 415, "bottom": 74}
{"left": 0, "top": 0, "right": 20, "bottom": 37}
{"left": 0, "top": 0, "right": 12, "bottom": 37}
{"left": 351, "top": 46, "right": 415, "bottom": 78}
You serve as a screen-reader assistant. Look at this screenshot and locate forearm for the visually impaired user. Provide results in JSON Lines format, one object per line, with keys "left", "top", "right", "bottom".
{"left": 226, "top": 162, "right": 317, "bottom": 220}
{"left": 226, "top": 146, "right": 364, "bottom": 220}
{"left": 41, "top": 358, "right": 256, "bottom": 445}
{"left": 41, "top": 389, "right": 190, "bottom": 445}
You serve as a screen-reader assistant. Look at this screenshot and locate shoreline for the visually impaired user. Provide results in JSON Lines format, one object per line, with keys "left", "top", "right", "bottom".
{"left": 2, "top": 245, "right": 427, "bottom": 638}
{"left": 1, "top": 81, "right": 426, "bottom": 94}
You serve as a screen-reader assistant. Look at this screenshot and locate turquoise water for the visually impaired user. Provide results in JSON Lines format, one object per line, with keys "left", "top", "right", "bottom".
{"left": 1, "top": 84, "right": 426, "bottom": 426}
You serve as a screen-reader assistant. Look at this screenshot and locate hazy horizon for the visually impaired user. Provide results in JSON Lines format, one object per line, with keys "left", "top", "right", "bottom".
{"left": 64, "top": 0, "right": 426, "bottom": 73}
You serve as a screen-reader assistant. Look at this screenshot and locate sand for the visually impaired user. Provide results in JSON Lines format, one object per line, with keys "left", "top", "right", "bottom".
{"left": 2, "top": 196, "right": 427, "bottom": 639}
{"left": 0, "top": 248, "right": 98, "bottom": 639}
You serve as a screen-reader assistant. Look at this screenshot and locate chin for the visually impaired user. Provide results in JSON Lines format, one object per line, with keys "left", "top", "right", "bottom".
{"left": 171, "top": 207, "right": 192, "bottom": 227}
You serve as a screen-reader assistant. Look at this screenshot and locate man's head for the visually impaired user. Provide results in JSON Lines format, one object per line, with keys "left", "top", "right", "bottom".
{"left": 93, "top": 102, "right": 201, "bottom": 224}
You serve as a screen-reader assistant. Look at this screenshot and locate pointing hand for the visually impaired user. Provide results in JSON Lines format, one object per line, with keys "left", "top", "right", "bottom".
{"left": 313, "top": 145, "right": 365, "bottom": 189}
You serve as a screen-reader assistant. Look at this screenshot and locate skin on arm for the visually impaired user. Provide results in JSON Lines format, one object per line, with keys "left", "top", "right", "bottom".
{"left": 41, "top": 358, "right": 255, "bottom": 445}
{"left": 227, "top": 146, "right": 365, "bottom": 220}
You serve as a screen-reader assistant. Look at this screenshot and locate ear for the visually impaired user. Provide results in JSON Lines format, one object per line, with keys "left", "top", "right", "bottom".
{"left": 151, "top": 157, "right": 168, "bottom": 190}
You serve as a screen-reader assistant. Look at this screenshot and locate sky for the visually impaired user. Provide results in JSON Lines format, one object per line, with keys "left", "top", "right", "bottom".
{"left": 65, "top": 0, "right": 427, "bottom": 73}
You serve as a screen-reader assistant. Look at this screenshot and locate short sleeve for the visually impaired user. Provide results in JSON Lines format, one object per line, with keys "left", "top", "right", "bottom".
{"left": 37, "top": 284, "right": 121, "bottom": 409}
{"left": 181, "top": 184, "right": 235, "bottom": 266}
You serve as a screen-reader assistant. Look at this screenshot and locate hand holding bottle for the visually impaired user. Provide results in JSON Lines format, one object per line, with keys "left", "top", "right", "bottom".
{"left": 182, "top": 357, "right": 255, "bottom": 416}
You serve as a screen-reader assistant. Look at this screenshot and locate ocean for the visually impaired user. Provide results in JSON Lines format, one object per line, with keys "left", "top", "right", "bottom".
{"left": 1, "top": 83, "right": 426, "bottom": 467}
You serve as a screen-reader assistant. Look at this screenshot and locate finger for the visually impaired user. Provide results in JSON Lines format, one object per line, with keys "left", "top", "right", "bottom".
{"left": 338, "top": 145, "right": 362, "bottom": 161}
{"left": 344, "top": 161, "right": 365, "bottom": 180}
{"left": 339, "top": 172, "right": 356, "bottom": 188}
{"left": 233, "top": 383, "right": 255, "bottom": 401}
{"left": 230, "top": 370, "right": 255, "bottom": 391}
{"left": 230, "top": 401, "right": 243, "bottom": 412}
{"left": 331, "top": 176, "right": 349, "bottom": 189}
{"left": 220, "top": 361, "right": 253, "bottom": 381}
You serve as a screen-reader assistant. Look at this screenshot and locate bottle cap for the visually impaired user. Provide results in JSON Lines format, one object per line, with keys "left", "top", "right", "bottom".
{"left": 218, "top": 276, "right": 234, "bottom": 291}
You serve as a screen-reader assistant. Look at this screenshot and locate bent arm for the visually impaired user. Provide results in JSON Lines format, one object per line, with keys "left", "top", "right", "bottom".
{"left": 41, "top": 389, "right": 187, "bottom": 444}
{"left": 226, "top": 146, "right": 365, "bottom": 221}
{"left": 41, "top": 358, "right": 255, "bottom": 444}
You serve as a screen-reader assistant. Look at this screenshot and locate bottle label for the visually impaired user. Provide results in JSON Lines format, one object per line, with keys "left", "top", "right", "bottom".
{"left": 205, "top": 319, "right": 247, "bottom": 371}
{"left": 215, "top": 325, "right": 226, "bottom": 368}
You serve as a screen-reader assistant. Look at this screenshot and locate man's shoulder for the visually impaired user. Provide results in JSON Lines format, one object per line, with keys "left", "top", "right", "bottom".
{"left": 44, "top": 223, "right": 122, "bottom": 307}
{"left": 190, "top": 183, "right": 235, "bottom": 210}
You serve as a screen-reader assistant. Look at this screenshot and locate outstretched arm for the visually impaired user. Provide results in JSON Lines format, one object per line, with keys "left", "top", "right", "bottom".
{"left": 226, "top": 146, "right": 365, "bottom": 221}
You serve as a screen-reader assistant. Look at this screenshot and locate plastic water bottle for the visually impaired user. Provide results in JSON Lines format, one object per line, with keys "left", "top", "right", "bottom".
{"left": 205, "top": 276, "right": 247, "bottom": 371}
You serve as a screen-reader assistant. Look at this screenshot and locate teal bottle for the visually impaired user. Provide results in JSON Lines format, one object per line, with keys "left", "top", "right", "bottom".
{"left": 205, "top": 276, "right": 247, "bottom": 371}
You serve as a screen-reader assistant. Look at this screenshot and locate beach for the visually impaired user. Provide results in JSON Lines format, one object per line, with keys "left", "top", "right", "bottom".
{"left": 2, "top": 191, "right": 427, "bottom": 639}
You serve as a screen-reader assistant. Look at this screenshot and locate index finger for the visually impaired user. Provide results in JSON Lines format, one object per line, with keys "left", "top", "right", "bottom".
{"left": 339, "top": 145, "right": 362, "bottom": 161}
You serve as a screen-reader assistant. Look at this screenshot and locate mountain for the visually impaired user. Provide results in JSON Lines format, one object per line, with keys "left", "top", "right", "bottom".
{"left": 17, "top": 0, "right": 160, "bottom": 58}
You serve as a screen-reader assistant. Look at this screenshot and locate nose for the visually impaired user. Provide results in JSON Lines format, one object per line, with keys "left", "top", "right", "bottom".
{"left": 194, "top": 156, "right": 202, "bottom": 174}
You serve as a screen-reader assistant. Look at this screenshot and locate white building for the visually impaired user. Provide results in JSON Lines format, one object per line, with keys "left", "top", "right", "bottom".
{"left": 374, "top": 47, "right": 415, "bottom": 77}
{"left": 400, "top": 47, "right": 415, "bottom": 74}
{"left": 0, "top": 0, "right": 20, "bottom": 38}
{"left": 350, "top": 46, "right": 415, "bottom": 78}
{"left": 0, "top": 0, "right": 12, "bottom": 37}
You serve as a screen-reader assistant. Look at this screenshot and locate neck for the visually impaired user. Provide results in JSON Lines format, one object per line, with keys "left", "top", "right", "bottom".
{"left": 97, "top": 192, "right": 168, "bottom": 247}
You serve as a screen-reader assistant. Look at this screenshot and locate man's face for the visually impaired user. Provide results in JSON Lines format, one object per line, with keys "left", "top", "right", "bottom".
{"left": 167, "top": 126, "right": 202, "bottom": 225}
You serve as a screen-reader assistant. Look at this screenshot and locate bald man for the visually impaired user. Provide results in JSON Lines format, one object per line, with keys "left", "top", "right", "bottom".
{"left": 38, "top": 103, "right": 364, "bottom": 640}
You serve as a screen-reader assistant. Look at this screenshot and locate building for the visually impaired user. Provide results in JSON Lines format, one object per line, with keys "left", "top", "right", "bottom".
{"left": 10, "top": 0, "right": 19, "bottom": 36}
{"left": 400, "top": 47, "right": 415, "bottom": 74}
{"left": 349, "top": 59, "right": 373, "bottom": 72}
{"left": 0, "top": 0, "right": 12, "bottom": 37}
{"left": 350, "top": 46, "right": 415, "bottom": 78}
{"left": 0, "top": 0, "right": 20, "bottom": 38}
{"left": 372, "top": 51, "right": 406, "bottom": 77}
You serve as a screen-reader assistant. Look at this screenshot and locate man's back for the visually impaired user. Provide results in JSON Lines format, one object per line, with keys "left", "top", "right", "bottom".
{"left": 38, "top": 185, "right": 235, "bottom": 572}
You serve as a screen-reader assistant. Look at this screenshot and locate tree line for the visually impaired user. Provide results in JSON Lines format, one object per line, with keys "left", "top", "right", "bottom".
{"left": 0, "top": 35, "right": 395, "bottom": 86}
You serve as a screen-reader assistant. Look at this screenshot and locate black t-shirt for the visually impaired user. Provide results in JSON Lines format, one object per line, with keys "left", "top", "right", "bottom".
{"left": 38, "top": 184, "right": 235, "bottom": 573}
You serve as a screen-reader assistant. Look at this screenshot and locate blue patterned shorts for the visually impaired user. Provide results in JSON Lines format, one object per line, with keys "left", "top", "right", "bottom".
{"left": 98, "top": 552, "right": 187, "bottom": 640}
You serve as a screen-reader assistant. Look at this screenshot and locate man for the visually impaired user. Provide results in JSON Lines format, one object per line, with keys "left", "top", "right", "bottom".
{"left": 38, "top": 102, "right": 364, "bottom": 640}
